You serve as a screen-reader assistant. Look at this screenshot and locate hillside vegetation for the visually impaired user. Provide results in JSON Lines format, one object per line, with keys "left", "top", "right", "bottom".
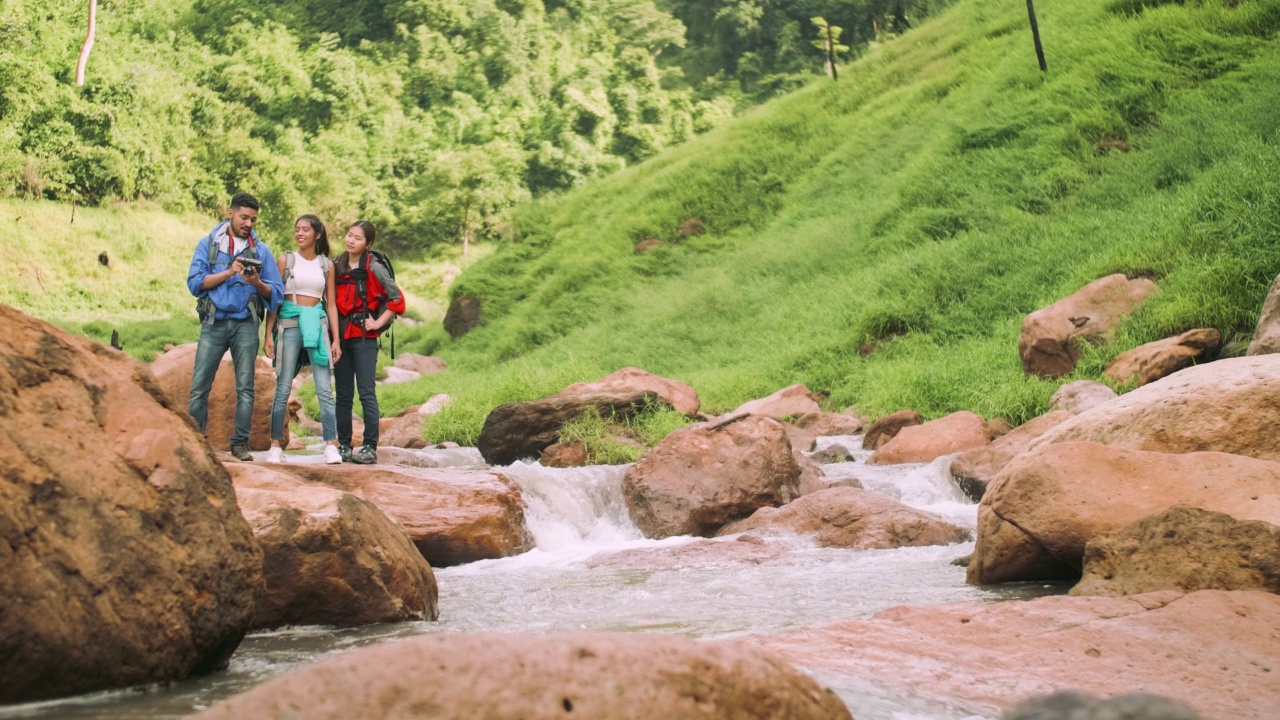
{"left": 390, "top": 0, "right": 1280, "bottom": 444}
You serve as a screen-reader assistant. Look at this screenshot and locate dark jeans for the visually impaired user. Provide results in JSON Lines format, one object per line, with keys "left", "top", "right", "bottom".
{"left": 335, "top": 337, "right": 380, "bottom": 447}
{"left": 189, "top": 318, "right": 259, "bottom": 446}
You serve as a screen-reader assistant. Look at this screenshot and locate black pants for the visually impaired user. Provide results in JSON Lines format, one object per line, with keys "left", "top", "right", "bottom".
{"left": 335, "top": 337, "right": 380, "bottom": 447}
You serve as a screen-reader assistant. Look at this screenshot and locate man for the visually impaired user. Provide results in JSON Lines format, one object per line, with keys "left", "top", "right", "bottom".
{"left": 186, "top": 192, "right": 283, "bottom": 461}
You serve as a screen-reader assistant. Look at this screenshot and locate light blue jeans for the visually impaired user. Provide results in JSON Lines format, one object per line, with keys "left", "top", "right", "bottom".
{"left": 189, "top": 318, "right": 259, "bottom": 446}
{"left": 270, "top": 325, "right": 337, "bottom": 442}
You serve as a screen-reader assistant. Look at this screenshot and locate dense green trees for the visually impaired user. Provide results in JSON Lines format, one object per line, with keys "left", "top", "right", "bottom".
{"left": 0, "top": 0, "right": 950, "bottom": 248}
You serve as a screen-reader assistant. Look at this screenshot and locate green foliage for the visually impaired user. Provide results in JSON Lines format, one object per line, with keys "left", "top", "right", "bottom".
{"left": 551, "top": 402, "right": 695, "bottom": 464}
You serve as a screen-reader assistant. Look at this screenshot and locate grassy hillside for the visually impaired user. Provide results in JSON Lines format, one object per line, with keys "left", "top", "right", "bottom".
{"left": 389, "top": 0, "right": 1280, "bottom": 444}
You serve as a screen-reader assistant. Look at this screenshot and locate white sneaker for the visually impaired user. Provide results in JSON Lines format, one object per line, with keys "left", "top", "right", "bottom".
{"left": 323, "top": 444, "right": 343, "bottom": 465}
{"left": 266, "top": 446, "right": 285, "bottom": 463}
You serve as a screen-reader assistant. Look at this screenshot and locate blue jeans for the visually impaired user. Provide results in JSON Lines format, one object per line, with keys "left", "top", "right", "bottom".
{"left": 189, "top": 318, "right": 259, "bottom": 446}
{"left": 335, "top": 337, "right": 380, "bottom": 447}
{"left": 270, "top": 325, "right": 337, "bottom": 442}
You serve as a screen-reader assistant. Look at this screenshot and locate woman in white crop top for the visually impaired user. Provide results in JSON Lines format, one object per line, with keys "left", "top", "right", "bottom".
{"left": 262, "top": 215, "right": 344, "bottom": 464}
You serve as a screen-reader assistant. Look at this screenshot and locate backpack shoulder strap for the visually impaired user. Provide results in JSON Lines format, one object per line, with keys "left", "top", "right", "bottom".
{"left": 283, "top": 251, "right": 296, "bottom": 284}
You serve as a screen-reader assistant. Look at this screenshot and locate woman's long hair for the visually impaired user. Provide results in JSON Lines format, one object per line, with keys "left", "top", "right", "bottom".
{"left": 335, "top": 220, "right": 377, "bottom": 277}
{"left": 296, "top": 214, "right": 330, "bottom": 257}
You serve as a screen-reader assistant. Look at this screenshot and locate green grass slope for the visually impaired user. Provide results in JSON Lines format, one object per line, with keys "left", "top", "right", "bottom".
{"left": 396, "top": 0, "right": 1280, "bottom": 444}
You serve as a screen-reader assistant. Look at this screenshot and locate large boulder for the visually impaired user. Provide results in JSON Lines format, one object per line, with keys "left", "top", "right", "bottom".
{"left": 443, "top": 295, "right": 482, "bottom": 338}
{"left": 230, "top": 465, "right": 439, "bottom": 629}
{"left": 191, "top": 633, "right": 852, "bottom": 720}
{"left": 1103, "top": 328, "right": 1221, "bottom": 388}
{"left": 868, "top": 411, "right": 992, "bottom": 466}
{"left": 0, "top": 306, "right": 262, "bottom": 704}
{"left": 151, "top": 342, "right": 283, "bottom": 451}
{"left": 754, "top": 590, "right": 1280, "bottom": 719}
{"left": 1029, "top": 354, "right": 1280, "bottom": 462}
{"left": 1247, "top": 273, "right": 1280, "bottom": 356}
{"left": 562, "top": 367, "right": 701, "bottom": 417}
{"left": 1048, "top": 380, "right": 1117, "bottom": 414}
{"left": 717, "top": 487, "right": 970, "bottom": 550}
{"left": 478, "top": 390, "right": 663, "bottom": 466}
{"left": 379, "top": 395, "right": 452, "bottom": 450}
{"left": 861, "top": 409, "right": 922, "bottom": 450}
{"left": 968, "top": 442, "right": 1280, "bottom": 585}
{"left": 623, "top": 415, "right": 801, "bottom": 538}
{"left": 255, "top": 464, "right": 534, "bottom": 567}
{"left": 1018, "top": 274, "right": 1157, "bottom": 377}
{"left": 731, "top": 384, "right": 823, "bottom": 419}
{"left": 1072, "top": 506, "right": 1280, "bottom": 597}
{"left": 949, "top": 410, "right": 1073, "bottom": 501}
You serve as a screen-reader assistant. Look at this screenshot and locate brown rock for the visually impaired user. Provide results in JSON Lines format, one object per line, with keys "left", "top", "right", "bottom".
{"left": 230, "top": 465, "right": 439, "bottom": 629}
{"left": 678, "top": 216, "right": 706, "bottom": 237}
{"left": 970, "top": 504, "right": 1078, "bottom": 584}
{"left": 151, "top": 342, "right": 284, "bottom": 451}
{"left": 754, "top": 590, "right": 1280, "bottom": 719}
{"left": 0, "top": 307, "right": 262, "bottom": 704}
{"left": 1049, "top": 380, "right": 1118, "bottom": 414}
{"left": 868, "top": 411, "right": 991, "bottom": 465}
{"left": 809, "top": 444, "right": 855, "bottom": 465}
{"left": 478, "top": 390, "right": 664, "bottom": 466}
{"left": 392, "top": 353, "right": 448, "bottom": 375}
{"left": 634, "top": 238, "right": 663, "bottom": 254}
{"left": 717, "top": 487, "right": 970, "bottom": 550}
{"left": 191, "top": 633, "right": 852, "bottom": 720}
{"left": 443, "top": 295, "right": 482, "bottom": 338}
{"left": 1104, "top": 328, "right": 1222, "bottom": 387}
{"left": 968, "top": 442, "right": 1280, "bottom": 584}
{"left": 950, "top": 410, "right": 1073, "bottom": 501}
{"left": 1072, "top": 506, "right": 1280, "bottom": 596}
{"left": 375, "top": 446, "right": 441, "bottom": 467}
{"left": 540, "top": 441, "right": 589, "bottom": 468}
{"left": 1247, "top": 273, "right": 1280, "bottom": 356}
{"left": 623, "top": 415, "right": 801, "bottom": 538}
{"left": 1019, "top": 274, "right": 1158, "bottom": 377}
{"left": 1030, "top": 354, "right": 1280, "bottom": 461}
{"left": 793, "top": 411, "right": 864, "bottom": 436}
{"left": 732, "top": 383, "right": 823, "bottom": 419}
{"left": 237, "top": 464, "right": 534, "bottom": 567}
{"left": 985, "top": 418, "right": 1014, "bottom": 438}
{"left": 861, "top": 409, "right": 923, "bottom": 450}
{"left": 380, "top": 411, "right": 428, "bottom": 449}
{"left": 562, "top": 367, "right": 700, "bottom": 416}
{"left": 585, "top": 537, "right": 790, "bottom": 570}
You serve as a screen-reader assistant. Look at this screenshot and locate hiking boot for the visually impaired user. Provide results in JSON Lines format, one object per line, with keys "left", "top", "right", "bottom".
{"left": 351, "top": 444, "right": 378, "bottom": 465}
{"left": 323, "top": 444, "right": 343, "bottom": 465}
{"left": 265, "top": 446, "right": 285, "bottom": 463}
{"left": 338, "top": 444, "right": 353, "bottom": 463}
{"left": 230, "top": 444, "right": 253, "bottom": 462}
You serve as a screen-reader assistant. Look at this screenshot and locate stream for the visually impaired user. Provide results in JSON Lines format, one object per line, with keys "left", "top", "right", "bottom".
{"left": 1, "top": 436, "right": 1064, "bottom": 720}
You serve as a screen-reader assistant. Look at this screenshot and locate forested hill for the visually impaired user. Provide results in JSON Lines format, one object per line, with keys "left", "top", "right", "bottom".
{"left": 403, "top": 0, "right": 1280, "bottom": 443}
{"left": 0, "top": 0, "right": 946, "bottom": 246}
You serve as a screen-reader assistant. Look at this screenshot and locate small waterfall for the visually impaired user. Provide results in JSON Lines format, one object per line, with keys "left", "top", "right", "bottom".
{"left": 497, "top": 461, "right": 643, "bottom": 551}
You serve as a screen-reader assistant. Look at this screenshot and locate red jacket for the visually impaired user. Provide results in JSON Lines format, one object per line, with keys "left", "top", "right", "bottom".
{"left": 335, "top": 254, "right": 405, "bottom": 340}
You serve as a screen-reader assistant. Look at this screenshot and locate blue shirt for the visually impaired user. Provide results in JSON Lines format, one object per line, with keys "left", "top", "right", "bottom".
{"left": 187, "top": 222, "right": 284, "bottom": 321}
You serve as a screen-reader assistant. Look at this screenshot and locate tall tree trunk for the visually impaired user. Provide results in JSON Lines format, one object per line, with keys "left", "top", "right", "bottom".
{"left": 824, "top": 16, "right": 838, "bottom": 80}
{"left": 1027, "top": 0, "right": 1048, "bottom": 73}
{"left": 75, "top": 0, "right": 98, "bottom": 87}
{"left": 460, "top": 201, "right": 471, "bottom": 256}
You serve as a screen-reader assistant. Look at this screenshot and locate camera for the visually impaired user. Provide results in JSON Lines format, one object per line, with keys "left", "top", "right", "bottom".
{"left": 238, "top": 256, "right": 263, "bottom": 276}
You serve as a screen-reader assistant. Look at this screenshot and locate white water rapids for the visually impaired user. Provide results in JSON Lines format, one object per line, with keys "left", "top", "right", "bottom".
{"left": 1, "top": 436, "right": 1065, "bottom": 720}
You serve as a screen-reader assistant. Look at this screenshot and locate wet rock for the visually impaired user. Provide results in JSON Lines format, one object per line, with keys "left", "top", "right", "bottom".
{"left": 968, "top": 442, "right": 1280, "bottom": 585}
{"left": 1072, "top": 506, "right": 1280, "bottom": 597}
{"left": 950, "top": 410, "right": 1073, "bottom": 501}
{"left": 1018, "top": 274, "right": 1157, "bottom": 377}
{"left": 718, "top": 487, "right": 970, "bottom": 550}
{"left": 191, "top": 632, "right": 852, "bottom": 720}
{"left": 1029, "top": 355, "right": 1280, "bottom": 462}
{"left": 562, "top": 367, "right": 700, "bottom": 416}
{"left": 0, "top": 307, "right": 262, "bottom": 704}
{"left": 393, "top": 353, "right": 448, "bottom": 375}
{"left": 1049, "top": 380, "right": 1117, "bottom": 414}
{"left": 375, "top": 446, "right": 442, "bottom": 467}
{"left": 731, "top": 383, "right": 823, "bottom": 419}
{"left": 478, "top": 390, "right": 661, "bottom": 466}
{"left": 253, "top": 464, "right": 533, "bottom": 567}
{"left": 810, "top": 444, "right": 854, "bottom": 464}
{"left": 1103, "top": 328, "right": 1222, "bottom": 387}
{"left": 230, "top": 465, "right": 439, "bottom": 629}
{"left": 151, "top": 342, "right": 284, "bottom": 451}
{"left": 793, "top": 411, "right": 865, "bottom": 437}
{"left": 585, "top": 537, "right": 790, "bottom": 569}
{"left": 1001, "top": 691, "right": 1205, "bottom": 720}
{"left": 754, "top": 590, "right": 1279, "bottom": 720}
{"left": 861, "top": 409, "right": 923, "bottom": 450}
{"left": 623, "top": 415, "right": 801, "bottom": 538}
{"left": 868, "top": 411, "right": 991, "bottom": 465}
{"left": 540, "top": 441, "right": 589, "bottom": 468}
{"left": 1247, "top": 272, "right": 1280, "bottom": 356}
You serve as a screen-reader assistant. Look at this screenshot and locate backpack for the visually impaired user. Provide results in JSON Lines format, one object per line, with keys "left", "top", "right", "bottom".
{"left": 338, "top": 249, "right": 399, "bottom": 357}
{"left": 196, "top": 228, "right": 264, "bottom": 325}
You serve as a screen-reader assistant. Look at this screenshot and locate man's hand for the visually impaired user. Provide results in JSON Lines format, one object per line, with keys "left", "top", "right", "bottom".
{"left": 228, "top": 258, "right": 246, "bottom": 278}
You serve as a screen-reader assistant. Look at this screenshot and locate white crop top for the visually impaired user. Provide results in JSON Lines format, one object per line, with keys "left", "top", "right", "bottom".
{"left": 286, "top": 254, "right": 326, "bottom": 299}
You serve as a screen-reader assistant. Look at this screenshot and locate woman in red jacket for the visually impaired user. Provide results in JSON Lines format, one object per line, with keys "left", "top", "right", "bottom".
{"left": 333, "top": 220, "right": 405, "bottom": 464}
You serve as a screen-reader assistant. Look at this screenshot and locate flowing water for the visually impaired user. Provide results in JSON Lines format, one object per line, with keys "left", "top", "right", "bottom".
{"left": 2, "top": 436, "right": 1064, "bottom": 720}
